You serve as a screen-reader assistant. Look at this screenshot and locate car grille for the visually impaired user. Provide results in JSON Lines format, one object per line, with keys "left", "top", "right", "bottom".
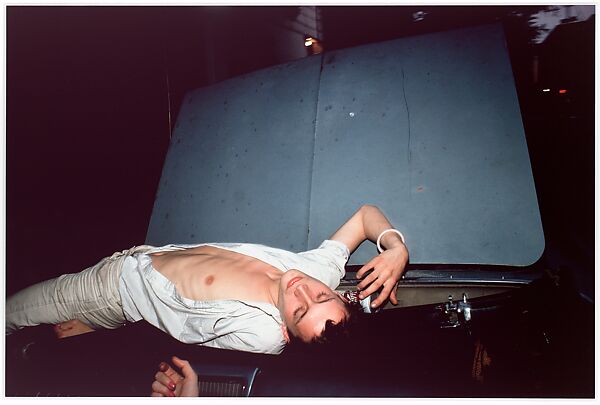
{"left": 199, "top": 378, "right": 246, "bottom": 397}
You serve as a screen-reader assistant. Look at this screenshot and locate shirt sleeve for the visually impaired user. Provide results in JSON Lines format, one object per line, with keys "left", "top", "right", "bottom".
{"left": 203, "top": 313, "right": 286, "bottom": 354}
{"left": 202, "top": 329, "right": 285, "bottom": 355}
{"left": 180, "top": 301, "right": 286, "bottom": 354}
{"left": 298, "top": 239, "right": 350, "bottom": 289}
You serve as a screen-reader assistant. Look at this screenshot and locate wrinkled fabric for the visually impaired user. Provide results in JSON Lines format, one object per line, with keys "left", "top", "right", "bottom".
{"left": 6, "top": 245, "right": 153, "bottom": 334}
{"left": 119, "top": 240, "right": 349, "bottom": 354}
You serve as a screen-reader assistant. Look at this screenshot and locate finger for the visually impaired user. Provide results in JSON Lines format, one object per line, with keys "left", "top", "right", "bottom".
{"left": 389, "top": 284, "right": 399, "bottom": 305}
{"left": 372, "top": 279, "right": 398, "bottom": 308}
{"left": 154, "top": 371, "right": 176, "bottom": 391}
{"left": 359, "top": 278, "right": 384, "bottom": 300}
{"left": 370, "top": 282, "right": 394, "bottom": 308}
{"left": 152, "top": 380, "right": 175, "bottom": 397}
{"left": 173, "top": 356, "right": 198, "bottom": 382}
{"left": 356, "top": 258, "right": 378, "bottom": 279}
{"left": 172, "top": 356, "right": 188, "bottom": 371}
{"left": 357, "top": 270, "right": 379, "bottom": 292}
{"left": 160, "top": 361, "right": 183, "bottom": 383}
{"left": 356, "top": 261, "right": 381, "bottom": 291}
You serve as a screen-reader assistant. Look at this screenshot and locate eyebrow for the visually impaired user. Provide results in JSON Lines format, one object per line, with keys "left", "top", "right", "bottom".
{"left": 295, "top": 297, "right": 335, "bottom": 325}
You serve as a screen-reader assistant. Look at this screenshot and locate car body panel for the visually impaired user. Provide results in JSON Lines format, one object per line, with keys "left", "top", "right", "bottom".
{"left": 146, "top": 23, "right": 544, "bottom": 267}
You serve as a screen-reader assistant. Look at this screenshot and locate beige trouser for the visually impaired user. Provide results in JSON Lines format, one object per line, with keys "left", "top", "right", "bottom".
{"left": 5, "top": 245, "right": 153, "bottom": 335}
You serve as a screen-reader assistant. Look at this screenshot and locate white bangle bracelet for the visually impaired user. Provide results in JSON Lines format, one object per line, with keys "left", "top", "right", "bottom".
{"left": 376, "top": 229, "right": 406, "bottom": 253}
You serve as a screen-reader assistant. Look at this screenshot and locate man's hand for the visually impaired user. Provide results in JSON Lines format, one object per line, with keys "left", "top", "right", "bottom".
{"left": 151, "top": 356, "right": 199, "bottom": 397}
{"left": 356, "top": 244, "right": 409, "bottom": 308}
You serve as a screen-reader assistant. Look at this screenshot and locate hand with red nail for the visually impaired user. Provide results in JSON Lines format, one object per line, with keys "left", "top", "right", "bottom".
{"left": 151, "top": 356, "right": 199, "bottom": 397}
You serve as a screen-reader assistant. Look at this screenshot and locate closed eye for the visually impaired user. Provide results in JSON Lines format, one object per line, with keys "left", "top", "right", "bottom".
{"left": 316, "top": 292, "right": 332, "bottom": 302}
{"left": 294, "top": 293, "right": 335, "bottom": 324}
{"left": 293, "top": 306, "right": 305, "bottom": 321}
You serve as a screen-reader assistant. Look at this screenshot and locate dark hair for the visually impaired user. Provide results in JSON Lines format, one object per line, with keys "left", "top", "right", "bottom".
{"left": 310, "top": 300, "right": 364, "bottom": 344}
{"left": 285, "top": 300, "right": 366, "bottom": 353}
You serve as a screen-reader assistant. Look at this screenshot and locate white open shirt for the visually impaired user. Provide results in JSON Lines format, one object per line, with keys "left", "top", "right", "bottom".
{"left": 118, "top": 240, "right": 349, "bottom": 354}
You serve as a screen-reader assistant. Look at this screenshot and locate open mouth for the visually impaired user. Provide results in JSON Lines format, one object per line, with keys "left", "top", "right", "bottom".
{"left": 287, "top": 276, "right": 302, "bottom": 290}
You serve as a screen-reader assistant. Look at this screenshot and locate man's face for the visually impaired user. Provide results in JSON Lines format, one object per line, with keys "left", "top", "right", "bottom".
{"left": 277, "top": 269, "right": 349, "bottom": 343}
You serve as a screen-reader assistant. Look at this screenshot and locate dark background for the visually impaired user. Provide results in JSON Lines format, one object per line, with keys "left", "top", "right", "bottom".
{"left": 6, "top": 6, "right": 595, "bottom": 298}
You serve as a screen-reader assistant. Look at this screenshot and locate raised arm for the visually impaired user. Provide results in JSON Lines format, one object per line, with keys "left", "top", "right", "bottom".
{"left": 330, "top": 204, "right": 409, "bottom": 308}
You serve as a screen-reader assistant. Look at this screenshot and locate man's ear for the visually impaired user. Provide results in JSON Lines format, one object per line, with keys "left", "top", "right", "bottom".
{"left": 280, "top": 323, "right": 290, "bottom": 343}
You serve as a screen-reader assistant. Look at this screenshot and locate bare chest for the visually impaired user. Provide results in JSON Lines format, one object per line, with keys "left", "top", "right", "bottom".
{"left": 149, "top": 246, "right": 281, "bottom": 304}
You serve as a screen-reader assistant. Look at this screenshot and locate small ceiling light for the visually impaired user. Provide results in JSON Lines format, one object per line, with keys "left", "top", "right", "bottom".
{"left": 304, "top": 35, "right": 323, "bottom": 55}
